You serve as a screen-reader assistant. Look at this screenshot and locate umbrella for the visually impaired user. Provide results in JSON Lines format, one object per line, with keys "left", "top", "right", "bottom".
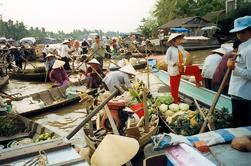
{"left": 20, "top": 37, "right": 36, "bottom": 44}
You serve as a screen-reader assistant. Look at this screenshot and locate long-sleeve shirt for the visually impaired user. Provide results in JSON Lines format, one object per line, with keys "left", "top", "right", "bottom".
{"left": 49, "top": 68, "right": 69, "bottom": 86}
{"left": 228, "top": 38, "right": 251, "bottom": 100}
{"left": 212, "top": 51, "right": 234, "bottom": 85}
{"left": 201, "top": 53, "right": 222, "bottom": 79}
{"left": 103, "top": 71, "right": 131, "bottom": 92}
{"left": 165, "top": 45, "right": 187, "bottom": 76}
{"left": 91, "top": 42, "right": 106, "bottom": 58}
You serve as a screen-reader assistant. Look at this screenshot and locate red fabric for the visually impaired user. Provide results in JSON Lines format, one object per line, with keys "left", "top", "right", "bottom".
{"left": 170, "top": 65, "right": 202, "bottom": 103}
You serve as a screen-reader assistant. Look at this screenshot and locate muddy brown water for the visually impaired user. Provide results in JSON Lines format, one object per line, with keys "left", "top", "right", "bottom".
{"left": 3, "top": 49, "right": 212, "bottom": 146}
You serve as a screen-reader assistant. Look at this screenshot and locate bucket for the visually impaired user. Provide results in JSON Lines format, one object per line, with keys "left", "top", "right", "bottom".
{"left": 130, "top": 103, "right": 144, "bottom": 118}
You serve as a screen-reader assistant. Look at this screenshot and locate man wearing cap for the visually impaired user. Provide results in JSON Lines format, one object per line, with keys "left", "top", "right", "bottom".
{"left": 49, "top": 59, "right": 70, "bottom": 87}
{"left": 212, "top": 39, "right": 241, "bottom": 95}
{"left": 165, "top": 33, "right": 202, "bottom": 103}
{"left": 202, "top": 47, "right": 226, "bottom": 90}
{"left": 227, "top": 16, "right": 251, "bottom": 127}
{"left": 91, "top": 35, "right": 106, "bottom": 68}
{"left": 58, "top": 40, "right": 72, "bottom": 70}
{"left": 103, "top": 64, "right": 136, "bottom": 92}
{"left": 84, "top": 58, "right": 105, "bottom": 89}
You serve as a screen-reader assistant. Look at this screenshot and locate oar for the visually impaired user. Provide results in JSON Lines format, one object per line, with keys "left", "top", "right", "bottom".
{"left": 89, "top": 65, "right": 109, "bottom": 90}
{"left": 200, "top": 54, "right": 239, "bottom": 133}
{"left": 0, "top": 90, "right": 15, "bottom": 100}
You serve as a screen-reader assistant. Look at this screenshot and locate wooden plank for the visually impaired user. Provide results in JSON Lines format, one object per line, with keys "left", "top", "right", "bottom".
{"left": 0, "top": 137, "right": 70, "bottom": 162}
{"left": 48, "top": 157, "right": 86, "bottom": 166}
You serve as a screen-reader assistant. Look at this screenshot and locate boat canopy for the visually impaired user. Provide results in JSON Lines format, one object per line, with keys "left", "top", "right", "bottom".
{"left": 170, "top": 28, "right": 190, "bottom": 33}
{"left": 20, "top": 37, "right": 36, "bottom": 44}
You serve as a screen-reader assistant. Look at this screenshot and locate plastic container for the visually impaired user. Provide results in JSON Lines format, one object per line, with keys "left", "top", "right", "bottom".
{"left": 130, "top": 103, "right": 144, "bottom": 118}
{"left": 107, "top": 100, "right": 126, "bottom": 110}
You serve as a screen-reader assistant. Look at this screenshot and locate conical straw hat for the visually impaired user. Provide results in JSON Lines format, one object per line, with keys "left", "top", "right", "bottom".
{"left": 52, "top": 60, "right": 65, "bottom": 69}
{"left": 119, "top": 64, "right": 137, "bottom": 75}
{"left": 45, "top": 53, "right": 55, "bottom": 58}
{"left": 211, "top": 48, "right": 226, "bottom": 55}
{"left": 91, "top": 134, "right": 139, "bottom": 166}
{"left": 87, "top": 58, "right": 100, "bottom": 65}
{"left": 167, "top": 33, "right": 184, "bottom": 43}
{"left": 62, "top": 39, "right": 69, "bottom": 44}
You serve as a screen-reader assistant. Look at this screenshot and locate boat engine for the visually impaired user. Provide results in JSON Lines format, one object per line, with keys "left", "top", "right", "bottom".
{"left": 101, "top": 100, "right": 128, "bottom": 132}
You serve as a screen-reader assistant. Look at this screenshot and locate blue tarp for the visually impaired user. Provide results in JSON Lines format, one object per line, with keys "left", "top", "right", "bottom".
{"left": 170, "top": 28, "right": 189, "bottom": 33}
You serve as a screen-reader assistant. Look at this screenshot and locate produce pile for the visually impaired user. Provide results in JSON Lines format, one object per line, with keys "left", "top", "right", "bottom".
{"left": 34, "top": 132, "right": 56, "bottom": 142}
{"left": 153, "top": 94, "right": 232, "bottom": 136}
{"left": 0, "top": 114, "right": 26, "bottom": 137}
{"left": 128, "top": 80, "right": 151, "bottom": 103}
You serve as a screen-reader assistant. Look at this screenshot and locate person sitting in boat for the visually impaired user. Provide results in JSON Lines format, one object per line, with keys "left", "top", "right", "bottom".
{"left": 49, "top": 60, "right": 70, "bottom": 87}
{"left": 201, "top": 47, "right": 226, "bottom": 90}
{"left": 84, "top": 58, "right": 105, "bottom": 89}
{"left": 212, "top": 39, "right": 241, "bottom": 95}
{"left": 44, "top": 53, "right": 56, "bottom": 72}
{"left": 103, "top": 64, "right": 137, "bottom": 92}
{"left": 165, "top": 33, "right": 202, "bottom": 103}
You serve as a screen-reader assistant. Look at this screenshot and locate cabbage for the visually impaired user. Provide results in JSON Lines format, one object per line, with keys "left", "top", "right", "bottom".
{"left": 169, "top": 104, "right": 179, "bottom": 112}
{"left": 165, "top": 110, "right": 175, "bottom": 117}
{"left": 179, "top": 103, "right": 189, "bottom": 111}
{"left": 159, "top": 104, "right": 168, "bottom": 112}
{"left": 154, "top": 94, "right": 173, "bottom": 106}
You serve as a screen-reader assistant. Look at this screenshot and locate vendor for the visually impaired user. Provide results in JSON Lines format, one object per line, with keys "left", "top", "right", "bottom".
{"left": 9, "top": 46, "right": 23, "bottom": 71}
{"left": 165, "top": 33, "right": 202, "bottom": 103}
{"left": 49, "top": 60, "right": 70, "bottom": 87}
{"left": 84, "top": 58, "right": 105, "bottom": 89}
{"left": 103, "top": 64, "right": 137, "bottom": 92}
{"left": 201, "top": 47, "right": 226, "bottom": 90}
{"left": 45, "top": 53, "right": 56, "bottom": 72}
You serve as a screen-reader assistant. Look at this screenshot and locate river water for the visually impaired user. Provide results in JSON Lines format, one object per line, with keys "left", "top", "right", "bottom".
{"left": 4, "top": 49, "right": 212, "bottom": 139}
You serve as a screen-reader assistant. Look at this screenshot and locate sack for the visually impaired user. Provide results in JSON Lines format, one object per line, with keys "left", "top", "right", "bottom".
{"left": 156, "top": 57, "right": 167, "bottom": 71}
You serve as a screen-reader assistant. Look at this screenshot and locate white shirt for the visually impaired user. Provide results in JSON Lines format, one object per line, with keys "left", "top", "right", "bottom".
{"left": 165, "top": 45, "right": 187, "bottom": 76}
{"left": 103, "top": 71, "right": 132, "bottom": 92}
{"left": 201, "top": 53, "right": 222, "bottom": 79}
{"left": 59, "top": 44, "right": 70, "bottom": 58}
{"left": 228, "top": 38, "right": 251, "bottom": 100}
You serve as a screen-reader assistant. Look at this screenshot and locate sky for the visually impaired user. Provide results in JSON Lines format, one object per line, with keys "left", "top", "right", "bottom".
{"left": 0, "top": 0, "right": 156, "bottom": 33}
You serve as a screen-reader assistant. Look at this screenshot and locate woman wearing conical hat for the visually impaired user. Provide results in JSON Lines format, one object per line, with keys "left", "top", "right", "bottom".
{"left": 49, "top": 60, "right": 70, "bottom": 87}
{"left": 84, "top": 58, "right": 105, "bottom": 89}
{"left": 44, "top": 53, "right": 56, "bottom": 72}
{"left": 165, "top": 33, "right": 202, "bottom": 103}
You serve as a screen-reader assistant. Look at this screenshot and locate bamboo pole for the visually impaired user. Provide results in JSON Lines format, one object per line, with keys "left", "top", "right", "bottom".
{"left": 143, "top": 87, "right": 149, "bottom": 132}
{"left": 104, "top": 105, "right": 120, "bottom": 135}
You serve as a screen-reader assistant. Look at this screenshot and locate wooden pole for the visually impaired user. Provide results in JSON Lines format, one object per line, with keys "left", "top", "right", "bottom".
{"left": 86, "top": 107, "right": 94, "bottom": 137}
{"left": 200, "top": 54, "right": 237, "bottom": 133}
{"left": 143, "top": 87, "right": 149, "bottom": 132}
{"left": 104, "top": 105, "right": 120, "bottom": 135}
{"left": 66, "top": 85, "right": 124, "bottom": 139}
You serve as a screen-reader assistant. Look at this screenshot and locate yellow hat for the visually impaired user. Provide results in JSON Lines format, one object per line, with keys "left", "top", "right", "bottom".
{"left": 52, "top": 60, "right": 65, "bottom": 69}
{"left": 167, "top": 33, "right": 184, "bottom": 43}
{"left": 91, "top": 134, "right": 139, "bottom": 166}
{"left": 119, "top": 64, "right": 137, "bottom": 75}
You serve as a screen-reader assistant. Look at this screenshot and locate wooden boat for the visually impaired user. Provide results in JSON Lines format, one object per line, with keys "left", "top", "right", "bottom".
{"left": 0, "top": 75, "right": 9, "bottom": 90}
{"left": 109, "top": 61, "right": 147, "bottom": 71}
{"left": 9, "top": 66, "right": 79, "bottom": 82}
{"left": 0, "top": 111, "right": 89, "bottom": 165}
{"left": 11, "top": 83, "right": 96, "bottom": 117}
{"left": 83, "top": 114, "right": 159, "bottom": 154}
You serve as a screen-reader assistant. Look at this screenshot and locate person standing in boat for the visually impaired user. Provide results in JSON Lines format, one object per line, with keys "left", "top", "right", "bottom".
{"left": 227, "top": 16, "right": 251, "bottom": 127}
{"left": 58, "top": 40, "right": 72, "bottom": 70}
{"left": 212, "top": 39, "right": 241, "bottom": 95}
{"left": 44, "top": 53, "right": 56, "bottom": 72}
{"left": 83, "top": 58, "right": 105, "bottom": 89}
{"left": 201, "top": 47, "right": 226, "bottom": 90}
{"left": 165, "top": 33, "right": 202, "bottom": 103}
{"left": 49, "top": 60, "right": 70, "bottom": 87}
{"left": 9, "top": 46, "right": 23, "bottom": 71}
{"left": 91, "top": 35, "right": 106, "bottom": 68}
{"left": 103, "top": 64, "right": 136, "bottom": 92}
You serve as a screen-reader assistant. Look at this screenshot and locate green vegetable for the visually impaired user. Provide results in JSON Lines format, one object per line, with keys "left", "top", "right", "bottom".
{"left": 159, "top": 104, "right": 168, "bottom": 112}
{"left": 179, "top": 103, "right": 189, "bottom": 111}
{"left": 169, "top": 104, "right": 179, "bottom": 112}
